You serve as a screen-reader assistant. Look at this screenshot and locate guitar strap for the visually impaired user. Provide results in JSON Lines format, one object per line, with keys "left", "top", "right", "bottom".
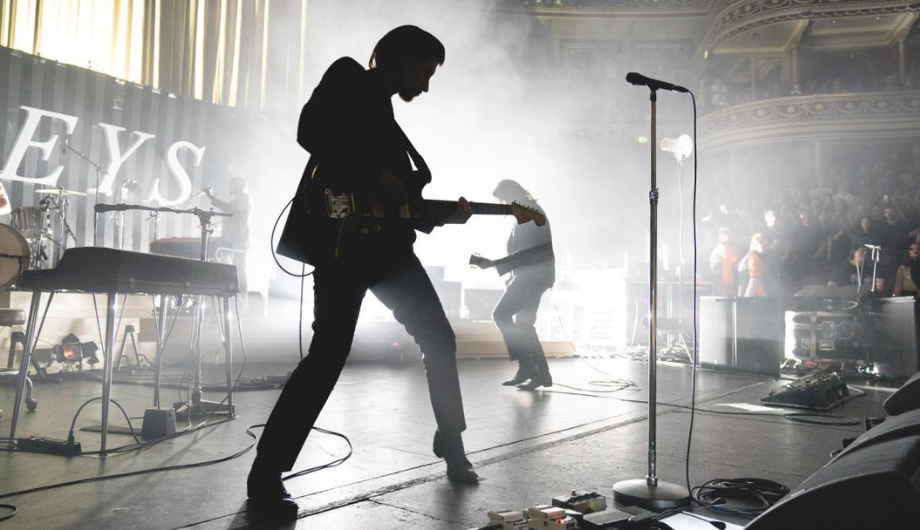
{"left": 394, "top": 120, "right": 431, "bottom": 185}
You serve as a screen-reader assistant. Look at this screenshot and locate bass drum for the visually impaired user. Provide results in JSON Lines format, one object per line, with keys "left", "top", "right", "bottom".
{"left": 0, "top": 223, "right": 31, "bottom": 288}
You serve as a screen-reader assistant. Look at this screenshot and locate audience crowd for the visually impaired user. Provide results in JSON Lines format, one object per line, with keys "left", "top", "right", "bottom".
{"left": 702, "top": 148, "right": 920, "bottom": 307}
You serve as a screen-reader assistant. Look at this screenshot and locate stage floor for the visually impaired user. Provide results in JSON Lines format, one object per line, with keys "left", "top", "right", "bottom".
{"left": 0, "top": 354, "right": 895, "bottom": 529}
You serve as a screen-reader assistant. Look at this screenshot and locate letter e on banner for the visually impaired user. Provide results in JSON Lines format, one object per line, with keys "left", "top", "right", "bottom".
{"left": 0, "top": 106, "right": 79, "bottom": 185}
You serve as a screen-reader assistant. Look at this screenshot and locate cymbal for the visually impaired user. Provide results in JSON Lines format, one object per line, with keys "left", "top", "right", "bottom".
{"left": 35, "top": 188, "right": 87, "bottom": 197}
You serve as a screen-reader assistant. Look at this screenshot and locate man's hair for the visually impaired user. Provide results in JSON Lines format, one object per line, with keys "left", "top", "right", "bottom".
{"left": 369, "top": 25, "right": 445, "bottom": 71}
{"left": 493, "top": 179, "right": 534, "bottom": 203}
{"left": 230, "top": 175, "right": 248, "bottom": 192}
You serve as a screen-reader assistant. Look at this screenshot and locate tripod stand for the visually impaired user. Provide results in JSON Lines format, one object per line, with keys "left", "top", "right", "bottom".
{"left": 661, "top": 135, "right": 694, "bottom": 362}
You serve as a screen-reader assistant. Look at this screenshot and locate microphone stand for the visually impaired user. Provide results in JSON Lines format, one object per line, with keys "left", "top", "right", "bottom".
{"left": 63, "top": 137, "right": 107, "bottom": 246}
{"left": 613, "top": 86, "right": 692, "bottom": 510}
{"left": 869, "top": 245, "right": 880, "bottom": 293}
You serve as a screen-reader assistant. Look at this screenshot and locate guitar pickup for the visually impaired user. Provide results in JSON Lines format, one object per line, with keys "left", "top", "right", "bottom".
{"left": 324, "top": 189, "right": 355, "bottom": 219}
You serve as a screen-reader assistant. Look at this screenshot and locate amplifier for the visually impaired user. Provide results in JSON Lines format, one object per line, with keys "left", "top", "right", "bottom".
{"left": 793, "top": 284, "right": 867, "bottom": 312}
{"left": 784, "top": 311, "right": 861, "bottom": 362}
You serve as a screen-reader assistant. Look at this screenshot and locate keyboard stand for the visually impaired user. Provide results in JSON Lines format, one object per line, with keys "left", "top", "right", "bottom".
{"left": 6, "top": 247, "right": 240, "bottom": 456}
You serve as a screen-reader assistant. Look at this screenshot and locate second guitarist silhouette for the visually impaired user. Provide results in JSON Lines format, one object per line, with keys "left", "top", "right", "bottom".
{"left": 472, "top": 179, "right": 555, "bottom": 390}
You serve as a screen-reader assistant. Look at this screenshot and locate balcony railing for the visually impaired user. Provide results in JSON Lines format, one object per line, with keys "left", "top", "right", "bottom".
{"left": 700, "top": 90, "right": 920, "bottom": 151}
{"left": 699, "top": 0, "right": 917, "bottom": 58}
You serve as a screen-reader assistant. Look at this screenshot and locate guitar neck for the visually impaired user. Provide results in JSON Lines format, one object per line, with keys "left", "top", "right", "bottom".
{"left": 421, "top": 200, "right": 511, "bottom": 217}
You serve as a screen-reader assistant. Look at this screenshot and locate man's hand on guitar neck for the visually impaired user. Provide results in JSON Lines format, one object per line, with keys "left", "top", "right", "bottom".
{"left": 439, "top": 197, "right": 473, "bottom": 225}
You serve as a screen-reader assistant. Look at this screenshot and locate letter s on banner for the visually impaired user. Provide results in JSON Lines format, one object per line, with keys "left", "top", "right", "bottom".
{"left": 148, "top": 141, "right": 206, "bottom": 206}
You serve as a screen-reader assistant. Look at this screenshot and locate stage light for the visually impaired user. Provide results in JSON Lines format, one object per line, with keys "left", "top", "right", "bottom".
{"left": 54, "top": 333, "right": 83, "bottom": 363}
{"left": 82, "top": 342, "right": 100, "bottom": 365}
{"left": 661, "top": 134, "right": 693, "bottom": 162}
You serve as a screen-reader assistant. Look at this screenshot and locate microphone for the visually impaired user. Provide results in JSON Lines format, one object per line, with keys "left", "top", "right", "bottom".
{"left": 94, "top": 204, "right": 131, "bottom": 213}
{"left": 625, "top": 72, "right": 688, "bottom": 93}
{"left": 61, "top": 134, "right": 69, "bottom": 155}
{"left": 863, "top": 244, "right": 881, "bottom": 250}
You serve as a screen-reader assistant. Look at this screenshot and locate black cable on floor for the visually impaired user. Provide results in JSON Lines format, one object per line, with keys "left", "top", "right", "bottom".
{"left": 0, "top": 504, "right": 17, "bottom": 523}
{"left": 690, "top": 477, "right": 790, "bottom": 517}
{"left": 283, "top": 426, "right": 353, "bottom": 481}
{"left": 0, "top": 424, "right": 259, "bottom": 504}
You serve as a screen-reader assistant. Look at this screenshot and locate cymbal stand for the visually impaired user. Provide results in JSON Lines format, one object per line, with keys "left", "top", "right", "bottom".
{"left": 868, "top": 245, "right": 881, "bottom": 293}
{"left": 62, "top": 136, "right": 106, "bottom": 246}
{"left": 43, "top": 192, "right": 77, "bottom": 267}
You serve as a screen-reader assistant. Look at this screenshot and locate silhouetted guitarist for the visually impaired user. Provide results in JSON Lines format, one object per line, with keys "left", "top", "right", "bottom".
{"left": 248, "top": 25, "right": 478, "bottom": 516}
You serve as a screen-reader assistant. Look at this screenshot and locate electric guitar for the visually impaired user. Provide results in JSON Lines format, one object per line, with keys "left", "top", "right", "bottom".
{"left": 278, "top": 171, "right": 546, "bottom": 266}
{"left": 469, "top": 243, "right": 554, "bottom": 274}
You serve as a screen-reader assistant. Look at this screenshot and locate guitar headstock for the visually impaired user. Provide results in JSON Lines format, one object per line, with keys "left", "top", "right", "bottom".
{"left": 469, "top": 254, "right": 492, "bottom": 269}
{"left": 510, "top": 202, "right": 546, "bottom": 227}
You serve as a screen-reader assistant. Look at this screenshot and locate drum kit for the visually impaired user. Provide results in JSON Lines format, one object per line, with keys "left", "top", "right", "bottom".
{"left": 2, "top": 188, "right": 84, "bottom": 276}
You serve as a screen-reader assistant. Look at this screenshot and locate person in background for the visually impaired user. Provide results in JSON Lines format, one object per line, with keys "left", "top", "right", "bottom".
{"left": 202, "top": 174, "right": 252, "bottom": 309}
{"left": 893, "top": 242, "right": 920, "bottom": 297}
{"left": 709, "top": 226, "right": 739, "bottom": 297}
{"left": 473, "top": 179, "right": 555, "bottom": 390}
{"left": 737, "top": 233, "right": 767, "bottom": 297}
{"left": 827, "top": 245, "right": 872, "bottom": 289}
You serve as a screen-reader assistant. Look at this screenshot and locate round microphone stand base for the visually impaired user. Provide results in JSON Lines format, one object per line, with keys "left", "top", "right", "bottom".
{"left": 613, "top": 478, "right": 691, "bottom": 511}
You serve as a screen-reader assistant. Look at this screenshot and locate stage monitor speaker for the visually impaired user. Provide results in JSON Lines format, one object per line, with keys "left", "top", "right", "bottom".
{"left": 698, "top": 297, "right": 733, "bottom": 370}
{"left": 464, "top": 289, "right": 503, "bottom": 321}
{"left": 793, "top": 284, "right": 867, "bottom": 312}
{"left": 698, "top": 297, "right": 781, "bottom": 376}
{"left": 885, "top": 370, "right": 920, "bottom": 416}
{"left": 745, "top": 433, "right": 920, "bottom": 529}
{"left": 424, "top": 265, "right": 445, "bottom": 281}
{"left": 835, "top": 408, "right": 920, "bottom": 459}
{"left": 735, "top": 297, "right": 782, "bottom": 376}
{"left": 432, "top": 280, "right": 462, "bottom": 320}
{"left": 872, "top": 297, "right": 919, "bottom": 379}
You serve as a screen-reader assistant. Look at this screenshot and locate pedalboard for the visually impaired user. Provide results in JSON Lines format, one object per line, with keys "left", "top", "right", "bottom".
{"left": 17, "top": 436, "right": 82, "bottom": 456}
{"left": 524, "top": 505, "right": 579, "bottom": 529}
{"left": 476, "top": 491, "right": 609, "bottom": 530}
{"left": 553, "top": 490, "right": 608, "bottom": 514}
{"left": 487, "top": 510, "right": 529, "bottom": 529}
